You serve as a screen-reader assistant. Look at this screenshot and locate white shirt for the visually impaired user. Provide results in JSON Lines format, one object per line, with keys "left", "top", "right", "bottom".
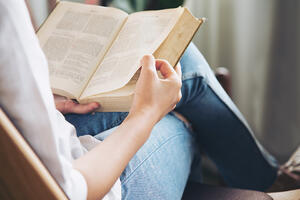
{"left": 0, "top": 1, "right": 121, "bottom": 199}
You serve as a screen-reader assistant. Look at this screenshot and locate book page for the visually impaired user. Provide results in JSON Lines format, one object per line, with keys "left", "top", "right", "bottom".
{"left": 37, "top": 1, "right": 128, "bottom": 98}
{"left": 80, "top": 7, "right": 183, "bottom": 98}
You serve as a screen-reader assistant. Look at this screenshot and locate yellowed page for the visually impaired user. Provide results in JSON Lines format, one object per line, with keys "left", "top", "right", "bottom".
{"left": 80, "top": 7, "right": 183, "bottom": 98}
{"left": 80, "top": 83, "right": 135, "bottom": 112}
{"left": 154, "top": 8, "right": 202, "bottom": 67}
{"left": 37, "top": 1, "right": 128, "bottom": 98}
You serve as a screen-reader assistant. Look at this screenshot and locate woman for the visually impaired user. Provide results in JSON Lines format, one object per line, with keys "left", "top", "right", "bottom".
{"left": 0, "top": 1, "right": 277, "bottom": 199}
{"left": 58, "top": 44, "right": 278, "bottom": 199}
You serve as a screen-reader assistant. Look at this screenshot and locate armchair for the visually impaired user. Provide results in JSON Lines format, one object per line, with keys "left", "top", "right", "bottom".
{"left": 0, "top": 108, "right": 272, "bottom": 200}
{"left": 1, "top": 69, "right": 299, "bottom": 200}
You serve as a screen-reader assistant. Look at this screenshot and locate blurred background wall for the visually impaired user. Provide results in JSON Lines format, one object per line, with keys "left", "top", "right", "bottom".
{"left": 27, "top": 0, "right": 300, "bottom": 163}
{"left": 184, "top": 0, "right": 300, "bottom": 163}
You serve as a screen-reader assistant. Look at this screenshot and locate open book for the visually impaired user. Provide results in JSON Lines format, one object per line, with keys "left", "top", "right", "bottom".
{"left": 37, "top": 1, "right": 203, "bottom": 112}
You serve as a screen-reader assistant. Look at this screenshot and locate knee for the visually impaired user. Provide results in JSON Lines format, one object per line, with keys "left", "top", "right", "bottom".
{"left": 177, "top": 77, "right": 208, "bottom": 106}
{"left": 180, "top": 43, "right": 220, "bottom": 97}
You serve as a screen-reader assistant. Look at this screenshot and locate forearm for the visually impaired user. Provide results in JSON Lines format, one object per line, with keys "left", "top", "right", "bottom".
{"left": 73, "top": 111, "right": 157, "bottom": 200}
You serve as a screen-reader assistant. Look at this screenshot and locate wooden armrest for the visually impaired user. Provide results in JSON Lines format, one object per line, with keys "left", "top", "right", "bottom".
{"left": 0, "top": 109, "right": 67, "bottom": 199}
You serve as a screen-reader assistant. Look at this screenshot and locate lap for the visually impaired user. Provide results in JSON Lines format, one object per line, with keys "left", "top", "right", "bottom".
{"left": 93, "top": 113, "right": 196, "bottom": 200}
{"left": 65, "top": 42, "right": 278, "bottom": 192}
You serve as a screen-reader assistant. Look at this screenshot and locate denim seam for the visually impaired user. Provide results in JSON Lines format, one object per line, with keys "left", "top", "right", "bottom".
{"left": 121, "top": 133, "right": 191, "bottom": 184}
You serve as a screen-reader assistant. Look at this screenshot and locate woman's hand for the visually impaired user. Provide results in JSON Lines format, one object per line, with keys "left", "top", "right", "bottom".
{"left": 54, "top": 95, "right": 100, "bottom": 114}
{"left": 129, "top": 55, "right": 182, "bottom": 123}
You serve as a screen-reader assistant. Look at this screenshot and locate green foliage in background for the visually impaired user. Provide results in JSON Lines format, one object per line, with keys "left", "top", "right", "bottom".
{"left": 108, "top": 0, "right": 185, "bottom": 13}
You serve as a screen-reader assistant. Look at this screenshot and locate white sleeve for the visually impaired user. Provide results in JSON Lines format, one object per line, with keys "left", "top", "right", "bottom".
{"left": 69, "top": 169, "right": 88, "bottom": 200}
{"left": 0, "top": 1, "right": 87, "bottom": 199}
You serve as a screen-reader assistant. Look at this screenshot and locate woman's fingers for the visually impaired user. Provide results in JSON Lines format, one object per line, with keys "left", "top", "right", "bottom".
{"left": 68, "top": 101, "right": 100, "bottom": 114}
{"left": 54, "top": 96, "right": 100, "bottom": 114}
{"left": 140, "top": 55, "right": 157, "bottom": 77}
{"left": 142, "top": 57, "right": 181, "bottom": 80}
{"left": 155, "top": 59, "right": 177, "bottom": 79}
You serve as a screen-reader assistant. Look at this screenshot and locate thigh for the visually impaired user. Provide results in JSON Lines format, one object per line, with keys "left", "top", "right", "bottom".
{"left": 95, "top": 113, "right": 196, "bottom": 200}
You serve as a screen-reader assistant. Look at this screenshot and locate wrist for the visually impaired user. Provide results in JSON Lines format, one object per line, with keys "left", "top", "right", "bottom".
{"left": 120, "top": 107, "right": 159, "bottom": 142}
{"left": 127, "top": 106, "right": 160, "bottom": 126}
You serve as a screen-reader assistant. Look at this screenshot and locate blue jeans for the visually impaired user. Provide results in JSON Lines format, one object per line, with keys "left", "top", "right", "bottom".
{"left": 65, "top": 43, "right": 278, "bottom": 199}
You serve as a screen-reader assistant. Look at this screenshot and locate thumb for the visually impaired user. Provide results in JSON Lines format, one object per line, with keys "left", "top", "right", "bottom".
{"left": 140, "top": 54, "right": 157, "bottom": 76}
